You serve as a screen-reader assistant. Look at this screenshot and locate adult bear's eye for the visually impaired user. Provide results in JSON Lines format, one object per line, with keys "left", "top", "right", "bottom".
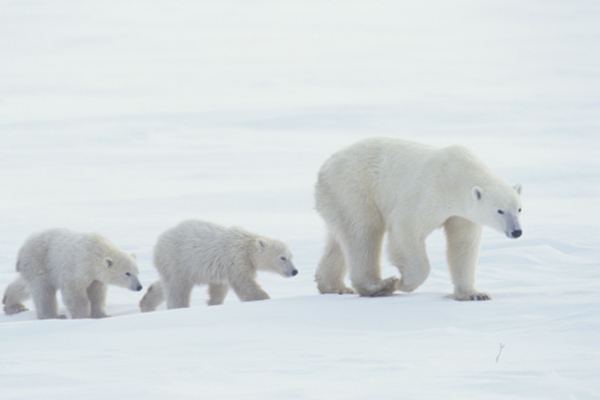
{"left": 518, "top": 208, "right": 522, "bottom": 213}
{"left": 280, "top": 256, "right": 287, "bottom": 261}
{"left": 497, "top": 210, "right": 504, "bottom": 215}
{"left": 125, "top": 272, "right": 131, "bottom": 276}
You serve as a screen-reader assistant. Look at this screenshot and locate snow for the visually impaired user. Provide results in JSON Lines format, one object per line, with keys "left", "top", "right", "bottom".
{"left": 1, "top": 0, "right": 599, "bottom": 399}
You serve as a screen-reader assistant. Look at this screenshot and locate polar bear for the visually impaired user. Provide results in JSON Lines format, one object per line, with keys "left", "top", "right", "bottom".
{"left": 139, "top": 220, "right": 297, "bottom": 312}
{"left": 3, "top": 229, "right": 143, "bottom": 319}
{"left": 314, "top": 138, "right": 523, "bottom": 300}
{"left": 2, "top": 277, "right": 29, "bottom": 315}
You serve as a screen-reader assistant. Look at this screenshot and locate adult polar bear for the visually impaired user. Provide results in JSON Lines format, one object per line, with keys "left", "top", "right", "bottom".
{"left": 315, "top": 138, "right": 523, "bottom": 300}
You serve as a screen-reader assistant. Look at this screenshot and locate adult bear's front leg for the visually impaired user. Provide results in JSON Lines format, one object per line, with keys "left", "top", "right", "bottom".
{"left": 444, "top": 216, "right": 490, "bottom": 301}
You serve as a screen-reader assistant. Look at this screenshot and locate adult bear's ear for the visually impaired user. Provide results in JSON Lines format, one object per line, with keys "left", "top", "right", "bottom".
{"left": 130, "top": 253, "right": 137, "bottom": 260}
{"left": 513, "top": 184, "right": 522, "bottom": 195}
{"left": 255, "top": 239, "right": 266, "bottom": 252}
{"left": 472, "top": 186, "right": 483, "bottom": 201}
{"left": 105, "top": 258, "right": 114, "bottom": 268}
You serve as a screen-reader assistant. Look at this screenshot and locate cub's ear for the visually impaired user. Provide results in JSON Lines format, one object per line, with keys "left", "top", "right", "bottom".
{"left": 105, "top": 258, "right": 114, "bottom": 268}
{"left": 255, "top": 239, "right": 266, "bottom": 251}
{"left": 513, "top": 184, "right": 522, "bottom": 195}
{"left": 472, "top": 186, "right": 483, "bottom": 201}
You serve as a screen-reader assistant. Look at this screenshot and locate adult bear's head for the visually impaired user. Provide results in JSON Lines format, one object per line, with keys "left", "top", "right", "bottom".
{"left": 470, "top": 183, "right": 523, "bottom": 239}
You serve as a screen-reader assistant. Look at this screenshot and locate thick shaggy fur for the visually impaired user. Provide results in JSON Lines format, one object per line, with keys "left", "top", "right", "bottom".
{"left": 140, "top": 220, "right": 297, "bottom": 312}
{"left": 315, "top": 138, "right": 523, "bottom": 300}
{"left": 2, "top": 277, "right": 29, "bottom": 315}
{"left": 3, "top": 229, "right": 142, "bottom": 319}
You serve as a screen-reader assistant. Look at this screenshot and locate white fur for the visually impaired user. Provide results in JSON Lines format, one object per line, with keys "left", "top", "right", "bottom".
{"left": 2, "top": 277, "right": 29, "bottom": 315}
{"left": 3, "top": 229, "right": 142, "bottom": 319}
{"left": 139, "top": 220, "right": 297, "bottom": 312}
{"left": 314, "top": 138, "right": 523, "bottom": 300}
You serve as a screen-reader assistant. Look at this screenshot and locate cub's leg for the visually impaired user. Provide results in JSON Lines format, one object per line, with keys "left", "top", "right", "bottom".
{"left": 30, "top": 280, "right": 60, "bottom": 319}
{"left": 62, "top": 284, "right": 92, "bottom": 318}
{"left": 139, "top": 281, "right": 165, "bottom": 312}
{"left": 165, "top": 278, "right": 194, "bottom": 309}
{"left": 207, "top": 283, "right": 229, "bottom": 305}
{"left": 229, "top": 273, "right": 270, "bottom": 301}
{"left": 87, "top": 280, "right": 109, "bottom": 318}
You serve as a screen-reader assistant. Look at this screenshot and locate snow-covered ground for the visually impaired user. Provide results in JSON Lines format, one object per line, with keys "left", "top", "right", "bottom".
{"left": 1, "top": 1, "right": 599, "bottom": 399}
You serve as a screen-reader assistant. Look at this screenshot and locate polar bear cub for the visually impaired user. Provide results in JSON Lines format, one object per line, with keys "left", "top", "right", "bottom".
{"left": 2, "top": 277, "right": 29, "bottom": 315}
{"left": 315, "top": 137, "right": 523, "bottom": 300}
{"left": 139, "top": 220, "right": 297, "bottom": 312}
{"left": 2, "top": 228, "right": 143, "bottom": 319}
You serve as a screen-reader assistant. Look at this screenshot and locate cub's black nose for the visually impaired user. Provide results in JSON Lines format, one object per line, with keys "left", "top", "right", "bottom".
{"left": 136, "top": 285, "right": 143, "bottom": 291}
{"left": 291, "top": 269, "right": 298, "bottom": 276}
{"left": 511, "top": 230, "right": 522, "bottom": 238}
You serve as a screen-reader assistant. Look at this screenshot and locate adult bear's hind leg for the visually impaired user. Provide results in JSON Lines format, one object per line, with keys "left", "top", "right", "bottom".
{"left": 315, "top": 234, "right": 354, "bottom": 294}
{"left": 388, "top": 228, "right": 431, "bottom": 293}
{"left": 340, "top": 226, "right": 398, "bottom": 297}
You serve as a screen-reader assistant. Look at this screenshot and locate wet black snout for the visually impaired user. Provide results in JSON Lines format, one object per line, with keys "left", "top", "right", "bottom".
{"left": 291, "top": 269, "right": 298, "bottom": 276}
{"left": 136, "top": 284, "right": 143, "bottom": 291}
{"left": 511, "top": 230, "right": 522, "bottom": 238}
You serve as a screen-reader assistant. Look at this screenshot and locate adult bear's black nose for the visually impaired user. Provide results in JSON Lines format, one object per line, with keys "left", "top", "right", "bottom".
{"left": 291, "top": 269, "right": 298, "bottom": 276}
{"left": 511, "top": 230, "right": 522, "bottom": 238}
{"left": 136, "top": 284, "right": 143, "bottom": 291}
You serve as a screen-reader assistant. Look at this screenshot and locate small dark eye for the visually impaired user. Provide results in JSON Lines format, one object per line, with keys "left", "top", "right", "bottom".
{"left": 280, "top": 256, "right": 287, "bottom": 261}
{"left": 497, "top": 210, "right": 504, "bottom": 215}
{"left": 125, "top": 272, "right": 131, "bottom": 276}
{"left": 518, "top": 208, "right": 522, "bottom": 213}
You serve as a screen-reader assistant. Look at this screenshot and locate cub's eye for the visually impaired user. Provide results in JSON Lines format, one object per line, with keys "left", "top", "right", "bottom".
{"left": 280, "top": 256, "right": 287, "bottom": 261}
{"left": 497, "top": 210, "right": 504, "bottom": 215}
{"left": 125, "top": 272, "right": 131, "bottom": 276}
{"left": 518, "top": 208, "right": 522, "bottom": 213}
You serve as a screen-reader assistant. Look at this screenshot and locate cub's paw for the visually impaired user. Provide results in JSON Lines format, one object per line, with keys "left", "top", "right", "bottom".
{"left": 3, "top": 303, "right": 28, "bottom": 315}
{"left": 454, "top": 291, "right": 491, "bottom": 301}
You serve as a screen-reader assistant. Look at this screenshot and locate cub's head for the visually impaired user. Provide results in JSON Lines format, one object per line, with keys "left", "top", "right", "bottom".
{"left": 252, "top": 238, "right": 298, "bottom": 277}
{"left": 104, "top": 252, "right": 143, "bottom": 291}
{"left": 470, "top": 183, "right": 523, "bottom": 239}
